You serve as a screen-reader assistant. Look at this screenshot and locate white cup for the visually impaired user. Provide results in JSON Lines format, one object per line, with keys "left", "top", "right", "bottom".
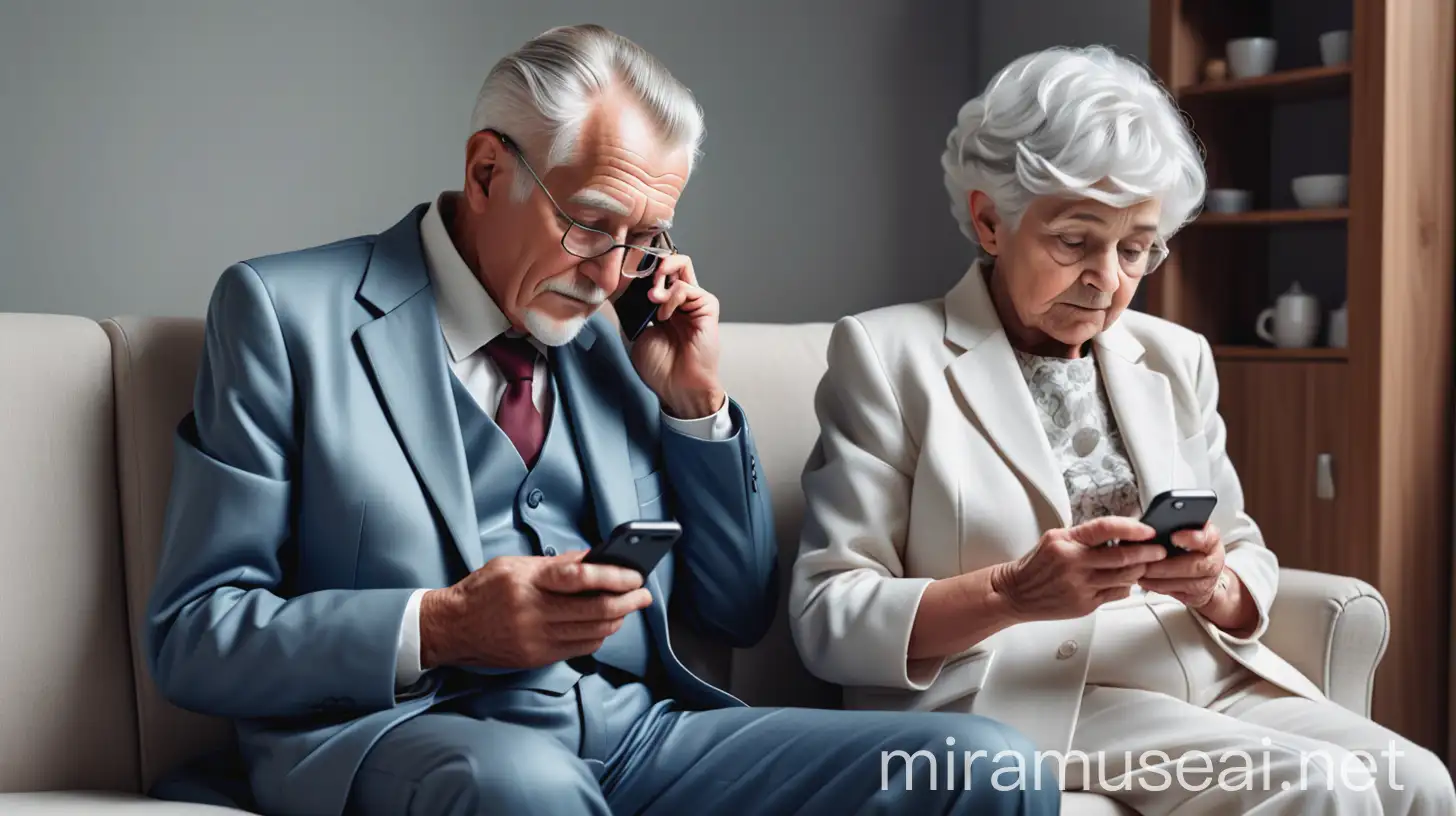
{"left": 1328, "top": 304, "right": 1348, "bottom": 348}
{"left": 1319, "top": 30, "right": 1351, "bottom": 66}
{"left": 1227, "top": 37, "right": 1278, "bottom": 78}
{"left": 1292, "top": 174, "right": 1349, "bottom": 208}
{"left": 1257, "top": 286, "right": 1321, "bottom": 348}
{"left": 1206, "top": 189, "right": 1253, "bottom": 213}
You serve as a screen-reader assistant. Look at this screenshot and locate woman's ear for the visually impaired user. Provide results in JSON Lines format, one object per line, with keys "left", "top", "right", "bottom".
{"left": 968, "top": 191, "right": 1002, "bottom": 256}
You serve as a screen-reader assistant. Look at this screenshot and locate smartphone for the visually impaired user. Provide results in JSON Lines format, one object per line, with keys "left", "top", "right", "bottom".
{"left": 616, "top": 275, "right": 661, "bottom": 341}
{"left": 1139, "top": 489, "right": 1218, "bottom": 556}
{"left": 614, "top": 233, "right": 675, "bottom": 341}
{"left": 582, "top": 520, "right": 682, "bottom": 576}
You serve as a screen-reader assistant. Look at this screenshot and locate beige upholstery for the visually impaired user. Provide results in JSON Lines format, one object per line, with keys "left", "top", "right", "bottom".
{"left": 0, "top": 315, "right": 140, "bottom": 794}
{"left": 0, "top": 792, "right": 243, "bottom": 813}
{"left": 0, "top": 312, "right": 1393, "bottom": 815}
{"left": 1264, "top": 567, "right": 1389, "bottom": 714}
{"left": 715, "top": 323, "right": 845, "bottom": 709}
{"left": 102, "top": 318, "right": 233, "bottom": 790}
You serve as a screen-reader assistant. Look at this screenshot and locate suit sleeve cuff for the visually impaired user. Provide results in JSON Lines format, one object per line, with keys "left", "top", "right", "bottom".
{"left": 796, "top": 575, "right": 944, "bottom": 690}
{"left": 395, "top": 588, "right": 429, "bottom": 690}
{"left": 1197, "top": 553, "right": 1272, "bottom": 645}
{"left": 660, "top": 396, "right": 735, "bottom": 441}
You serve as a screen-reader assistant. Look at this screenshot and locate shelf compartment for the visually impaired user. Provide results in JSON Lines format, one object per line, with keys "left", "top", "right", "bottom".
{"left": 1178, "top": 65, "right": 1351, "bottom": 102}
{"left": 1194, "top": 208, "right": 1349, "bottom": 226}
{"left": 1212, "top": 346, "right": 1347, "bottom": 361}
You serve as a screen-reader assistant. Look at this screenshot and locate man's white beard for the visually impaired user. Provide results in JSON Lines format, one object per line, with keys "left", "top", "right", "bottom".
{"left": 522, "top": 309, "right": 589, "bottom": 347}
{"left": 523, "top": 274, "right": 606, "bottom": 346}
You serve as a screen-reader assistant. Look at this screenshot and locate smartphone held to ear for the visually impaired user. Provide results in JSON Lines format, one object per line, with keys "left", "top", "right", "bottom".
{"left": 615, "top": 232, "right": 677, "bottom": 341}
{"left": 1138, "top": 489, "right": 1217, "bottom": 556}
{"left": 615, "top": 274, "right": 662, "bottom": 341}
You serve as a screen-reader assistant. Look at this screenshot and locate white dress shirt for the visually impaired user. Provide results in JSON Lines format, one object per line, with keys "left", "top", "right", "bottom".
{"left": 394, "top": 193, "right": 733, "bottom": 689}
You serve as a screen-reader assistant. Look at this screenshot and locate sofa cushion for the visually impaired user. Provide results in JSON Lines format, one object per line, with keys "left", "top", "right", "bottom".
{"left": 0, "top": 791, "right": 248, "bottom": 813}
{"left": 715, "top": 322, "right": 843, "bottom": 710}
{"left": 0, "top": 314, "right": 140, "bottom": 793}
{"left": 102, "top": 318, "right": 232, "bottom": 791}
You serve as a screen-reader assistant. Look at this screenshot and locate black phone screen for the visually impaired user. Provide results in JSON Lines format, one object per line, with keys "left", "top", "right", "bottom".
{"left": 615, "top": 275, "right": 659, "bottom": 341}
{"left": 583, "top": 520, "right": 682, "bottom": 576}
{"left": 1140, "top": 489, "right": 1217, "bottom": 556}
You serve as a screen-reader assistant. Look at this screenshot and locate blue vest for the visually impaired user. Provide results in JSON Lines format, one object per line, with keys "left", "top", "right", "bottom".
{"left": 449, "top": 368, "right": 653, "bottom": 690}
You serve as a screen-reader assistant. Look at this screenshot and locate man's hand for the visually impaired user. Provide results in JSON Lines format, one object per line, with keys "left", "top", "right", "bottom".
{"left": 419, "top": 550, "right": 652, "bottom": 671}
{"left": 625, "top": 253, "right": 725, "bottom": 419}
{"left": 990, "top": 516, "right": 1167, "bottom": 622}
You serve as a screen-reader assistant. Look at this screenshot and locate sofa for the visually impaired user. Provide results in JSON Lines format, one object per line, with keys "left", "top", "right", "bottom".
{"left": 0, "top": 311, "right": 1393, "bottom": 814}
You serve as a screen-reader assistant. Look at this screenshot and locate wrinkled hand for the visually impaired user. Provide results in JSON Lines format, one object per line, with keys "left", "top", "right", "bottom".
{"left": 1138, "top": 524, "right": 1226, "bottom": 608}
{"left": 991, "top": 516, "right": 1167, "bottom": 621}
{"left": 420, "top": 550, "right": 652, "bottom": 671}
{"left": 624, "top": 253, "right": 725, "bottom": 419}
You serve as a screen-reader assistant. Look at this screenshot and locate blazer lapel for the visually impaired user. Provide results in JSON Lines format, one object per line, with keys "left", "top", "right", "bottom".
{"left": 355, "top": 207, "right": 482, "bottom": 573}
{"left": 550, "top": 319, "right": 640, "bottom": 543}
{"left": 943, "top": 263, "right": 1072, "bottom": 527}
{"left": 1095, "top": 324, "right": 1177, "bottom": 509}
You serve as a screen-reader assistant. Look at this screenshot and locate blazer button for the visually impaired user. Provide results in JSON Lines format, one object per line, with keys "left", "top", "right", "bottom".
{"left": 1056, "top": 640, "right": 1079, "bottom": 659}
{"left": 543, "top": 546, "right": 557, "bottom": 556}
{"left": 527, "top": 489, "right": 544, "bottom": 508}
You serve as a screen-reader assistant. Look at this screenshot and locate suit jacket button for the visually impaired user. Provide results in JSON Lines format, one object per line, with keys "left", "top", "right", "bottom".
{"left": 543, "top": 546, "right": 557, "bottom": 556}
{"left": 1056, "top": 640, "right": 1078, "bottom": 659}
{"left": 527, "top": 489, "right": 544, "bottom": 508}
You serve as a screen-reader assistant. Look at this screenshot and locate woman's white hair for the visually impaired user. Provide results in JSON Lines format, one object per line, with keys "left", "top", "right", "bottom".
{"left": 942, "top": 45, "right": 1205, "bottom": 251}
{"left": 470, "top": 24, "right": 705, "bottom": 201}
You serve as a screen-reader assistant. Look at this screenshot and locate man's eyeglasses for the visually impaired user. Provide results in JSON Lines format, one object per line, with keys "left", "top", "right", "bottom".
{"left": 486, "top": 129, "right": 675, "bottom": 279}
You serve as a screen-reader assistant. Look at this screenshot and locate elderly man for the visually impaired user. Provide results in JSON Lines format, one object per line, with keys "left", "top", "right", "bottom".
{"left": 145, "top": 24, "right": 1055, "bottom": 816}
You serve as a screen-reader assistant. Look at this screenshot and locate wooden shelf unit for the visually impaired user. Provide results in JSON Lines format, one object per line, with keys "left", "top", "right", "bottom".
{"left": 1194, "top": 208, "right": 1349, "bottom": 226}
{"left": 1148, "top": 0, "right": 1454, "bottom": 756}
{"left": 1179, "top": 63, "right": 1351, "bottom": 101}
{"left": 1212, "top": 346, "right": 1348, "bottom": 361}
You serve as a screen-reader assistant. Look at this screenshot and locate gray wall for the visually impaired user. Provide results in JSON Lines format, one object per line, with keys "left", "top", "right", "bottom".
{"left": 972, "top": 0, "right": 1150, "bottom": 88}
{"left": 0, "top": 0, "right": 976, "bottom": 323}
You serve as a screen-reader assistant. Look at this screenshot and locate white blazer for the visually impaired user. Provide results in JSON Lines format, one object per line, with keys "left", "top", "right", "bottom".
{"left": 789, "top": 261, "right": 1325, "bottom": 755}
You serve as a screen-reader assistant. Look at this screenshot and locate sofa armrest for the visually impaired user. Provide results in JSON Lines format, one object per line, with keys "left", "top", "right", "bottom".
{"left": 1262, "top": 568, "right": 1389, "bottom": 717}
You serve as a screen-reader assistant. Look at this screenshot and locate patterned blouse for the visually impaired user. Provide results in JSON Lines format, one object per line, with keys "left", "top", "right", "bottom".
{"left": 1014, "top": 349, "right": 1142, "bottom": 524}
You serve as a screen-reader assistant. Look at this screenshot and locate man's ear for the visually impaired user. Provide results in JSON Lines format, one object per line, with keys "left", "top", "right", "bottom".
{"left": 463, "top": 130, "right": 505, "bottom": 210}
{"left": 473, "top": 163, "right": 493, "bottom": 197}
{"left": 968, "top": 190, "right": 1002, "bottom": 256}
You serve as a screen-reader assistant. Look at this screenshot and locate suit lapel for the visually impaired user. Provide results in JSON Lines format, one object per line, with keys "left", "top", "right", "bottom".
{"left": 943, "top": 263, "right": 1072, "bottom": 526}
{"left": 1095, "top": 324, "right": 1176, "bottom": 509}
{"left": 550, "top": 320, "right": 639, "bottom": 543}
{"left": 553, "top": 320, "right": 674, "bottom": 615}
{"left": 355, "top": 206, "right": 482, "bottom": 573}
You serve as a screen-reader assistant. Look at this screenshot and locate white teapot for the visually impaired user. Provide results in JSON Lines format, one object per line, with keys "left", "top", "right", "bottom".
{"left": 1256, "top": 282, "right": 1321, "bottom": 348}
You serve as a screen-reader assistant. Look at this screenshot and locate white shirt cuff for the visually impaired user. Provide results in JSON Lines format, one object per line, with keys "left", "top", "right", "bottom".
{"left": 661, "top": 396, "right": 734, "bottom": 441}
{"left": 395, "top": 588, "right": 429, "bottom": 690}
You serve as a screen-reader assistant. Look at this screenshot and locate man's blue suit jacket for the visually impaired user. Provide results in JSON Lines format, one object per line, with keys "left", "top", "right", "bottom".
{"left": 144, "top": 205, "right": 778, "bottom": 816}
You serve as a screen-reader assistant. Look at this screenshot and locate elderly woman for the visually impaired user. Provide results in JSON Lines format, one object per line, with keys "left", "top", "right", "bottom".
{"left": 790, "top": 46, "right": 1455, "bottom": 815}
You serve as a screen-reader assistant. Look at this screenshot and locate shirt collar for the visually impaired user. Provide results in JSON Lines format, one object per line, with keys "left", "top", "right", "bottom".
{"left": 420, "top": 192, "right": 540, "bottom": 362}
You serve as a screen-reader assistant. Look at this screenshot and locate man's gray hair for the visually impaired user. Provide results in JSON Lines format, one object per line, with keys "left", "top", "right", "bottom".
{"left": 470, "top": 24, "right": 705, "bottom": 201}
{"left": 941, "top": 45, "right": 1205, "bottom": 252}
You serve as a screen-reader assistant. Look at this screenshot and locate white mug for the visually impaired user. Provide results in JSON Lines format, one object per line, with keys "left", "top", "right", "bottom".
{"left": 1328, "top": 303, "right": 1348, "bottom": 348}
{"left": 1256, "top": 283, "right": 1321, "bottom": 348}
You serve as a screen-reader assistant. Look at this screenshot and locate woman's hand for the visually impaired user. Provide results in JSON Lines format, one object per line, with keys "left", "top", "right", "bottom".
{"left": 1141, "top": 524, "right": 1259, "bottom": 636}
{"left": 1137, "top": 524, "right": 1225, "bottom": 606}
{"left": 990, "top": 516, "right": 1167, "bottom": 622}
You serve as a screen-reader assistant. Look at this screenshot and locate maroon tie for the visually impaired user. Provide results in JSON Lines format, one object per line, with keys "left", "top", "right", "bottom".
{"left": 484, "top": 335, "right": 544, "bottom": 468}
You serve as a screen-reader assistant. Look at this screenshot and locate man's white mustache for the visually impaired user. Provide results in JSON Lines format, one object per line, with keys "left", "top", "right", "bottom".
{"left": 539, "top": 277, "right": 608, "bottom": 305}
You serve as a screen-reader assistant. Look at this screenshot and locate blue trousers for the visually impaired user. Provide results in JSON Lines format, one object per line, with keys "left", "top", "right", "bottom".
{"left": 345, "top": 672, "right": 1059, "bottom": 815}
